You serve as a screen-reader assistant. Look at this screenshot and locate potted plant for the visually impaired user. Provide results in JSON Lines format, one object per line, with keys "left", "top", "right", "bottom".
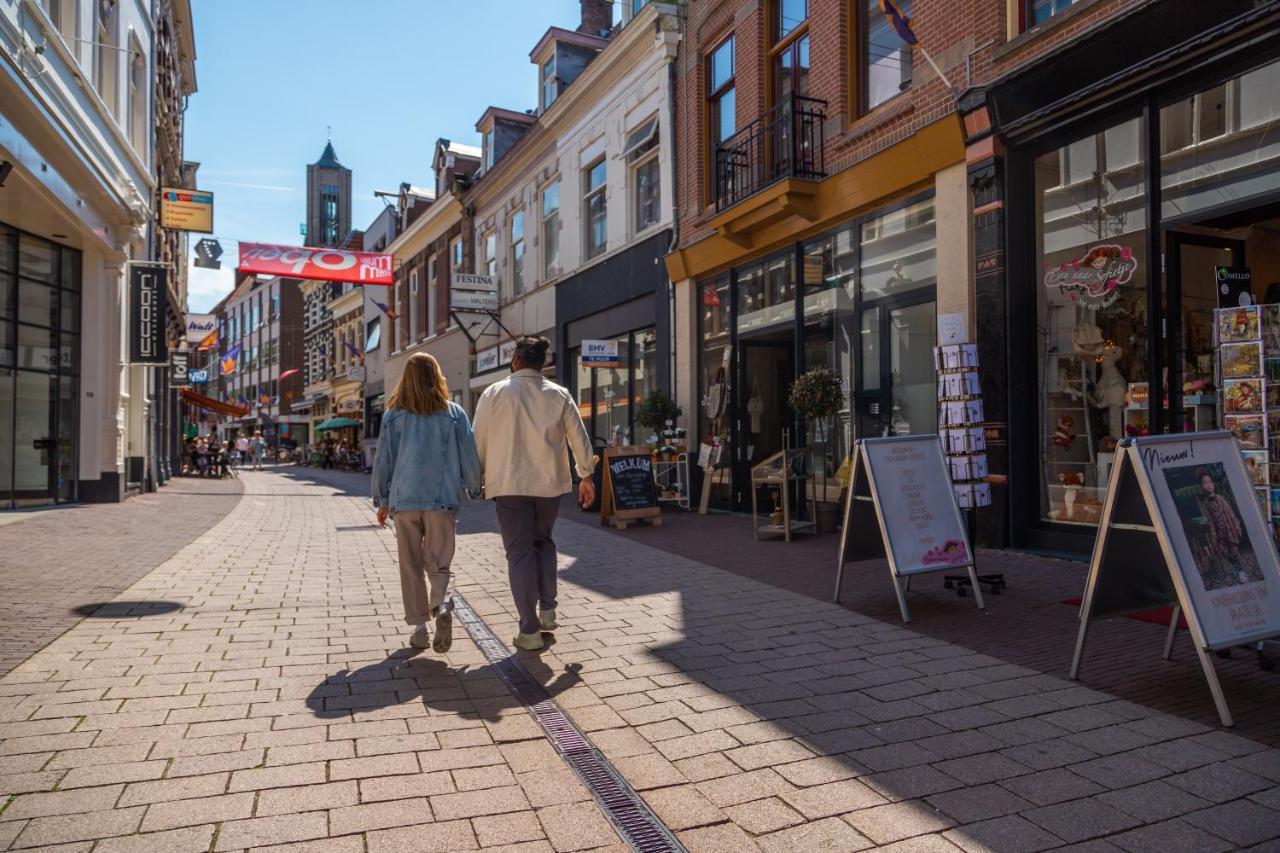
{"left": 636, "top": 390, "right": 683, "bottom": 451}
{"left": 789, "top": 367, "right": 845, "bottom": 533}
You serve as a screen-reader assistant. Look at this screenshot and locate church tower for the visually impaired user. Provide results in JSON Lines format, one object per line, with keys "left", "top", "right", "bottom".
{"left": 306, "top": 141, "right": 352, "bottom": 248}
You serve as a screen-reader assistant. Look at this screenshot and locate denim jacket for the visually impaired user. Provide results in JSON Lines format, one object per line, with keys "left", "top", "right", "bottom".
{"left": 370, "top": 402, "right": 482, "bottom": 512}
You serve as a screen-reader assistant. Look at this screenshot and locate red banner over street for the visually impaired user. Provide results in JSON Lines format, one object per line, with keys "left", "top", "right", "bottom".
{"left": 237, "top": 242, "right": 393, "bottom": 286}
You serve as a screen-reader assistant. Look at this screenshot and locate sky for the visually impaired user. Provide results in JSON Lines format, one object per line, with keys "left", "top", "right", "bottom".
{"left": 184, "top": 0, "right": 596, "bottom": 313}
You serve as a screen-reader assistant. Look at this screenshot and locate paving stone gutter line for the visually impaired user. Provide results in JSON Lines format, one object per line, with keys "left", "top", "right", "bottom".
{"left": 451, "top": 591, "right": 689, "bottom": 853}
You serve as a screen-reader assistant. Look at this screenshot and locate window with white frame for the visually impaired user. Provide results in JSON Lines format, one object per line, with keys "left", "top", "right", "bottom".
{"left": 542, "top": 181, "right": 561, "bottom": 278}
{"left": 624, "top": 116, "right": 660, "bottom": 234}
{"left": 541, "top": 56, "right": 558, "bottom": 112}
{"left": 449, "top": 237, "right": 463, "bottom": 327}
{"left": 95, "top": 0, "right": 118, "bottom": 116}
{"left": 127, "top": 37, "right": 146, "bottom": 155}
{"left": 482, "top": 128, "right": 494, "bottom": 171}
{"left": 393, "top": 278, "right": 403, "bottom": 351}
{"left": 409, "top": 269, "right": 420, "bottom": 341}
{"left": 510, "top": 212, "right": 526, "bottom": 296}
{"left": 44, "top": 0, "right": 76, "bottom": 46}
{"left": 483, "top": 231, "right": 497, "bottom": 282}
{"left": 427, "top": 253, "right": 438, "bottom": 336}
{"left": 583, "top": 158, "right": 607, "bottom": 260}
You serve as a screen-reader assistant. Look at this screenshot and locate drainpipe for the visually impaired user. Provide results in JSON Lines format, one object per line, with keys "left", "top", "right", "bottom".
{"left": 664, "top": 22, "right": 679, "bottom": 412}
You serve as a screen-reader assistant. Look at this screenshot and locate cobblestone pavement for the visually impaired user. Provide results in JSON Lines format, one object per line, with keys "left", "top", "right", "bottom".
{"left": 0, "top": 476, "right": 242, "bottom": 676}
{"left": 556, "top": 498, "right": 1280, "bottom": 745}
{"left": 0, "top": 466, "right": 1277, "bottom": 851}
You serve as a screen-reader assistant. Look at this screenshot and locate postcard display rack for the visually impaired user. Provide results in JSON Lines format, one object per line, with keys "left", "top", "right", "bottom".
{"left": 1216, "top": 304, "right": 1280, "bottom": 543}
{"left": 936, "top": 343, "right": 1005, "bottom": 596}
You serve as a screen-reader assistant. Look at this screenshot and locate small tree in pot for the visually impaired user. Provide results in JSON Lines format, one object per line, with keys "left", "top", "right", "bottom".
{"left": 789, "top": 367, "right": 845, "bottom": 531}
{"left": 636, "top": 390, "right": 683, "bottom": 451}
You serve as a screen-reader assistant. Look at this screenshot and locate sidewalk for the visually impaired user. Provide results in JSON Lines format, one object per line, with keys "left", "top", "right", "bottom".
{"left": 0, "top": 476, "right": 242, "bottom": 676}
{"left": 0, "top": 466, "right": 1275, "bottom": 851}
{"left": 555, "top": 499, "right": 1280, "bottom": 745}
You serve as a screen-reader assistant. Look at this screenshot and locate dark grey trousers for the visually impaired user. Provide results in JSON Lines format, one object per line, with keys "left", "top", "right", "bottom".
{"left": 493, "top": 496, "right": 562, "bottom": 636}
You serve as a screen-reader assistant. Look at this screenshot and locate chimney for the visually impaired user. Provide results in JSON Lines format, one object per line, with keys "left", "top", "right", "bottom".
{"left": 578, "top": 0, "right": 611, "bottom": 36}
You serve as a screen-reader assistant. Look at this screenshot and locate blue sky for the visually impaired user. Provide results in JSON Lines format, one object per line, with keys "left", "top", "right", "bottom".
{"left": 185, "top": 0, "right": 595, "bottom": 312}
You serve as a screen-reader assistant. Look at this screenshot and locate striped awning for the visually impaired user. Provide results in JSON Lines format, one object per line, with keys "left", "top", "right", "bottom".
{"left": 180, "top": 388, "right": 251, "bottom": 417}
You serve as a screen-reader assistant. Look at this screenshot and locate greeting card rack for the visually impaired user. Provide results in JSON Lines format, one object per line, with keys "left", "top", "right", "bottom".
{"left": 935, "top": 343, "right": 1005, "bottom": 597}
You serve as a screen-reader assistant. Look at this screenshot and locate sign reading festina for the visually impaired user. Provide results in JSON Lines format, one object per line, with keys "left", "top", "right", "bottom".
{"left": 129, "top": 262, "right": 169, "bottom": 364}
{"left": 237, "top": 242, "right": 393, "bottom": 286}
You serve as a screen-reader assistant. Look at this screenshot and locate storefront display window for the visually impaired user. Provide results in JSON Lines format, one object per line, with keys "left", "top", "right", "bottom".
{"left": 737, "top": 254, "right": 794, "bottom": 335}
{"left": 802, "top": 228, "right": 856, "bottom": 498}
{"left": 859, "top": 198, "right": 936, "bottom": 301}
{"left": 574, "top": 328, "right": 659, "bottom": 446}
{"left": 1161, "top": 59, "right": 1280, "bottom": 223}
{"left": 1036, "top": 116, "right": 1149, "bottom": 526}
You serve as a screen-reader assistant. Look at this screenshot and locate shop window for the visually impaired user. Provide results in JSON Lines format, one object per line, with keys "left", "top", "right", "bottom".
{"left": 95, "top": 0, "right": 118, "bottom": 116}
{"left": 1161, "top": 59, "right": 1280, "bottom": 221}
{"left": 1026, "top": 0, "right": 1075, "bottom": 28}
{"left": 1036, "top": 116, "right": 1148, "bottom": 528}
{"left": 426, "top": 253, "right": 438, "bottom": 334}
{"left": 698, "top": 275, "right": 731, "bottom": 503}
{"left": 542, "top": 181, "right": 561, "bottom": 278}
{"left": 861, "top": 0, "right": 912, "bottom": 112}
{"left": 510, "top": 212, "right": 525, "bottom": 296}
{"left": 707, "top": 36, "right": 737, "bottom": 147}
{"left": 625, "top": 117, "right": 660, "bottom": 234}
{"left": 859, "top": 197, "right": 935, "bottom": 301}
{"left": 583, "top": 159, "right": 607, "bottom": 260}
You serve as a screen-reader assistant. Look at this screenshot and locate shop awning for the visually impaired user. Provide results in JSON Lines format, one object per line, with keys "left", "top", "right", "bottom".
{"left": 316, "top": 417, "right": 361, "bottom": 431}
{"left": 180, "top": 388, "right": 250, "bottom": 417}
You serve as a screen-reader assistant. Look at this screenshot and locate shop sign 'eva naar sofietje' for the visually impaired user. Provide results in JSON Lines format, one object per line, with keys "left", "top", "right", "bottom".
{"left": 1071, "top": 432, "right": 1280, "bottom": 727}
{"left": 834, "top": 435, "right": 986, "bottom": 623}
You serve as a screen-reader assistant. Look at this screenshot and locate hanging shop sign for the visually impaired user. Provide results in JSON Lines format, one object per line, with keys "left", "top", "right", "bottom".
{"left": 451, "top": 289, "right": 499, "bottom": 312}
{"left": 600, "top": 446, "right": 661, "bottom": 530}
{"left": 581, "top": 339, "right": 620, "bottom": 368}
{"left": 1070, "top": 432, "right": 1280, "bottom": 727}
{"left": 476, "top": 346, "right": 500, "bottom": 373}
{"left": 1216, "top": 266, "right": 1253, "bottom": 308}
{"left": 834, "top": 435, "right": 985, "bottom": 622}
{"left": 1043, "top": 244, "right": 1137, "bottom": 310}
{"left": 189, "top": 368, "right": 209, "bottom": 383}
{"left": 237, "top": 242, "right": 393, "bottom": 286}
{"left": 185, "top": 313, "right": 217, "bottom": 343}
{"left": 451, "top": 272, "right": 497, "bottom": 292}
{"left": 169, "top": 351, "right": 189, "bottom": 386}
{"left": 128, "top": 262, "right": 169, "bottom": 364}
{"left": 159, "top": 187, "right": 214, "bottom": 233}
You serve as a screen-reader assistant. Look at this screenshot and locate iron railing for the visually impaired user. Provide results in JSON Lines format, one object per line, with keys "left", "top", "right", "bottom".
{"left": 714, "top": 95, "right": 827, "bottom": 212}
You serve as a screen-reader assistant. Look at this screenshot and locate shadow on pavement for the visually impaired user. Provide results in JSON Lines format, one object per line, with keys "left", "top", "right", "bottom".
{"left": 72, "top": 600, "right": 184, "bottom": 617}
{"left": 305, "top": 646, "right": 583, "bottom": 724}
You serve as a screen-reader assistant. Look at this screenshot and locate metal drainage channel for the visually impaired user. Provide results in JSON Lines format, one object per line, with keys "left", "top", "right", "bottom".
{"left": 451, "top": 592, "right": 687, "bottom": 853}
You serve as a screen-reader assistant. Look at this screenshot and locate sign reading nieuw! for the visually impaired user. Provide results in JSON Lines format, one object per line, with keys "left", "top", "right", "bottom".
{"left": 129, "top": 262, "right": 169, "bottom": 364}
{"left": 237, "top": 243, "right": 393, "bottom": 286}
{"left": 160, "top": 187, "right": 214, "bottom": 233}
{"left": 581, "top": 339, "right": 619, "bottom": 367}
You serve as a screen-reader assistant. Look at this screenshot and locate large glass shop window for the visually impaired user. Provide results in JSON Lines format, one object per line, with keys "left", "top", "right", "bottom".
{"left": 699, "top": 275, "right": 732, "bottom": 504}
{"left": 1036, "top": 117, "right": 1148, "bottom": 526}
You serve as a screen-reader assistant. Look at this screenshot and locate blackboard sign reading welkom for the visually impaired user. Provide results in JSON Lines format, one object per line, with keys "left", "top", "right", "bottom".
{"left": 1071, "top": 433, "right": 1280, "bottom": 727}
{"left": 600, "top": 446, "right": 661, "bottom": 530}
{"left": 834, "top": 436, "right": 985, "bottom": 622}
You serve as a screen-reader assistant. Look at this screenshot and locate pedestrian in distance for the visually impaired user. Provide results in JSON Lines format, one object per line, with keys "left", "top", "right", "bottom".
{"left": 473, "top": 336, "right": 596, "bottom": 652}
{"left": 235, "top": 433, "right": 250, "bottom": 470}
{"left": 251, "top": 431, "right": 267, "bottom": 470}
{"left": 371, "top": 352, "right": 482, "bottom": 653}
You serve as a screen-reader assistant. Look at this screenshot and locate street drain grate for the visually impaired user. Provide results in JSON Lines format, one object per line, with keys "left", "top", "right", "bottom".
{"left": 452, "top": 592, "right": 688, "bottom": 853}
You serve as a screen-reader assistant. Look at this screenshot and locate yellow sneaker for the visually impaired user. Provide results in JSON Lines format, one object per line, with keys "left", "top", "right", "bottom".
{"left": 512, "top": 632, "right": 545, "bottom": 651}
{"left": 539, "top": 608, "right": 558, "bottom": 631}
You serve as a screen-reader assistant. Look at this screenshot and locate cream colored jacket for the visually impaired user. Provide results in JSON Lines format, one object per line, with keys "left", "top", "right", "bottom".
{"left": 473, "top": 369, "right": 595, "bottom": 499}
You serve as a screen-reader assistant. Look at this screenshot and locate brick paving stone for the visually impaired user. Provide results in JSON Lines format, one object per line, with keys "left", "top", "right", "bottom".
{"left": 1182, "top": 798, "right": 1280, "bottom": 847}
{"left": 926, "top": 783, "right": 1035, "bottom": 824}
{"left": 431, "top": 785, "right": 531, "bottom": 821}
{"left": 756, "top": 815, "right": 873, "bottom": 852}
{"left": 722, "top": 796, "right": 805, "bottom": 834}
{"left": 1108, "top": 818, "right": 1235, "bottom": 853}
{"left": 1094, "top": 779, "right": 1213, "bottom": 822}
{"left": 610, "top": 752, "right": 687, "bottom": 790}
{"left": 328, "top": 796, "right": 433, "bottom": 835}
{"left": 873, "top": 835, "right": 966, "bottom": 853}
{"left": 844, "top": 799, "right": 957, "bottom": 845}
{"left": 1022, "top": 797, "right": 1142, "bottom": 843}
{"left": 1166, "top": 760, "right": 1272, "bottom": 803}
{"left": 474, "top": 810, "right": 547, "bottom": 847}
{"left": 535, "top": 802, "right": 619, "bottom": 851}
{"left": 942, "top": 813, "right": 1064, "bottom": 853}
{"left": 92, "top": 825, "right": 216, "bottom": 853}
{"left": 366, "top": 819, "right": 479, "bottom": 852}
{"left": 213, "top": 811, "right": 329, "bottom": 851}
{"left": 140, "top": 792, "right": 255, "bottom": 832}
{"left": 11, "top": 805, "right": 144, "bottom": 848}
{"left": 358, "top": 771, "right": 455, "bottom": 802}
{"left": 865, "top": 765, "right": 964, "bottom": 802}
{"left": 516, "top": 765, "right": 593, "bottom": 807}
{"left": 640, "top": 784, "right": 726, "bottom": 830}
{"left": 676, "top": 822, "right": 763, "bottom": 852}
{"left": 1068, "top": 754, "right": 1168, "bottom": 790}
{"left": 780, "top": 777, "right": 887, "bottom": 819}
{"left": 251, "top": 838, "right": 366, "bottom": 853}
{"left": 256, "top": 781, "right": 359, "bottom": 816}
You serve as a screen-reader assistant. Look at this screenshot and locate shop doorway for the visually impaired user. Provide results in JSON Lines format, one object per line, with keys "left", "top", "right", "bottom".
{"left": 855, "top": 293, "right": 937, "bottom": 438}
{"left": 734, "top": 337, "right": 794, "bottom": 506}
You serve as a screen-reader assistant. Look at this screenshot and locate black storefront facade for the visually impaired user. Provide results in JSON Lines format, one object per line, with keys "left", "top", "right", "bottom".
{"left": 978, "top": 0, "right": 1280, "bottom": 554}
{"left": 556, "top": 229, "right": 673, "bottom": 447}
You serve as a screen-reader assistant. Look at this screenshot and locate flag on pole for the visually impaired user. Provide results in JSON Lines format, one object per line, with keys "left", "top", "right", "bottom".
{"left": 373, "top": 300, "right": 399, "bottom": 320}
{"left": 197, "top": 329, "right": 218, "bottom": 351}
{"left": 220, "top": 344, "right": 242, "bottom": 376}
{"left": 342, "top": 340, "right": 365, "bottom": 361}
{"left": 879, "top": 0, "right": 918, "bottom": 45}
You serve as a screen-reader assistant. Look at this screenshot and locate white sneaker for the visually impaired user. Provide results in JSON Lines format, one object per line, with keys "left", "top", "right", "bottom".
{"left": 433, "top": 600, "right": 453, "bottom": 654}
{"left": 409, "top": 626, "right": 430, "bottom": 649}
{"left": 539, "top": 608, "right": 558, "bottom": 631}
{"left": 512, "top": 632, "right": 545, "bottom": 651}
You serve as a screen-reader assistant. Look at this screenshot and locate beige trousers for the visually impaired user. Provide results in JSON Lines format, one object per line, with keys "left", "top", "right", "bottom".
{"left": 392, "top": 510, "right": 456, "bottom": 624}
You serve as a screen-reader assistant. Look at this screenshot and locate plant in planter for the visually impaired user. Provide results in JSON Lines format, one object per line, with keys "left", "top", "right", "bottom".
{"left": 636, "top": 390, "right": 683, "bottom": 457}
{"left": 789, "top": 367, "right": 845, "bottom": 532}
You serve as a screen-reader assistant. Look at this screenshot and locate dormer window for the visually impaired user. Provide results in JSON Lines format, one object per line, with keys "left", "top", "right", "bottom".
{"left": 482, "top": 128, "right": 494, "bottom": 171}
{"left": 541, "top": 57, "right": 558, "bottom": 111}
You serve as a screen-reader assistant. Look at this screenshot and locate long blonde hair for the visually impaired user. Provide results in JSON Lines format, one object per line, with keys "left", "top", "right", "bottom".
{"left": 388, "top": 352, "right": 449, "bottom": 414}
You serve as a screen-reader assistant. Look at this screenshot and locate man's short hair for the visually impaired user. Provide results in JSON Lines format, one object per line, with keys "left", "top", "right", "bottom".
{"left": 514, "top": 336, "right": 551, "bottom": 369}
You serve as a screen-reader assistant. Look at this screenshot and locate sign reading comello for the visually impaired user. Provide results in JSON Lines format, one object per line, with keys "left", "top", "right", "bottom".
{"left": 159, "top": 188, "right": 215, "bottom": 233}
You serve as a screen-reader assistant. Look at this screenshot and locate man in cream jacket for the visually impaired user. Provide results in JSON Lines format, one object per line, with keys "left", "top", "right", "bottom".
{"left": 473, "top": 336, "right": 596, "bottom": 651}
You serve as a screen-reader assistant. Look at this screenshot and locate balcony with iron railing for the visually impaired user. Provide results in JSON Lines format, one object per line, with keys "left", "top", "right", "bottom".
{"left": 714, "top": 95, "right": 828, "bottom": 212}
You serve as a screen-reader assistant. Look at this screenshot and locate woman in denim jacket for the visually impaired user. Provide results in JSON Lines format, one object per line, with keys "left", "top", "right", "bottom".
{"left": 372, "top": 353, "right": 482, "bottom": 652}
